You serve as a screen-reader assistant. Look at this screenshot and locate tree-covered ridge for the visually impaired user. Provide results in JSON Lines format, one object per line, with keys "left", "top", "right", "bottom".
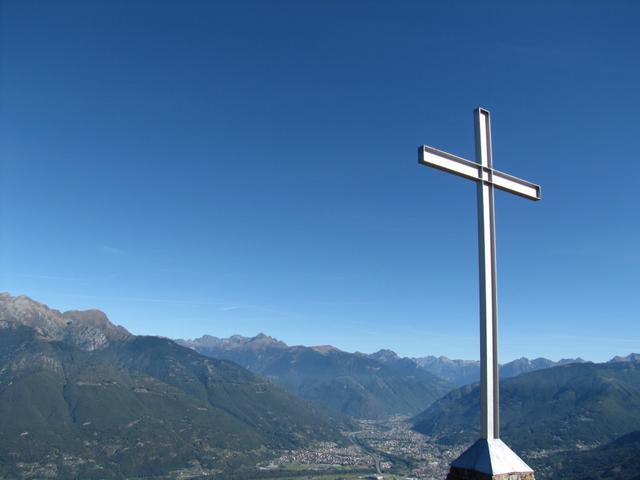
{"left": 412, "top": 361, "right": 640, "bottom": 458}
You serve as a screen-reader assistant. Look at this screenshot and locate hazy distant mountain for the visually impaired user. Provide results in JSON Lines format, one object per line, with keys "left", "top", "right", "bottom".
{"left": 412, "top": 360, "right": 640, "bottom": 455}
{"left": 501, "top": 356, "right": 586, "bottom": 379}
{"left": 0, "top": 294, "right": 343, "bottom": 479}
{"left": 414, "top": 356, "right": 481, "bottom": 386}
{"left": 182, "top": 332, "right": 289, "bottom": 352}
{"left": 179, "top": 335, "right": 452, "bottom": 419}
{"left": 414, "top": 355, "right": 586, "bottom": 386}
{"left": 609, "top": 352, "right": 640, "bottom": 363}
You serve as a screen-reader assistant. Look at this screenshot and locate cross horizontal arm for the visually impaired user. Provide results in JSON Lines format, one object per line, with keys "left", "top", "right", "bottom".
{"left": 418, "top": 145, "right": 541, "bottom": 201}
{"left": 419, "top": 145, "right": 482, "bottom": 182}
{"left": 491, "top": 170, "right": 540, "bottom": 201}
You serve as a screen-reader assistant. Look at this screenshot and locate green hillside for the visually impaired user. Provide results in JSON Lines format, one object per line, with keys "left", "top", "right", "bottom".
{"left": 412, "top": 361, "right": 640, "bottom": 452}
{"left": 0, "top": 296, "right": 344, "bottom": 479}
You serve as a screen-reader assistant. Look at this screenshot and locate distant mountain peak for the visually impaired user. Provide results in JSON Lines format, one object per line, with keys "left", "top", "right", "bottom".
{"left": 557, "top": 357, "right": 587, "bottom": 365}
{"left": 0, "top": 292, "right": 131, "bottom": 351}
{"left": 369, "top": 348, "right": 400, "bottom": 363}
{"left": 310, "top": 344, "right": 341, "bottom": 354}
{"left": 243, "top": 333, "right": 288, "bottom": 349}
{"left": 609, "top": 353, "right": 640, "bottom": 363}
{"left": 180, "top": 332, "right": 288, "bottom": 350}
{"left": 251, "top": 332, "right": 283, "bottom": 343}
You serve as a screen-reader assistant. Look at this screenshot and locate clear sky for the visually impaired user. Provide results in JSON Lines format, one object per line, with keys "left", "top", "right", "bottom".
{"left": 1, "top": 1, "right": 638, "bottom": 362}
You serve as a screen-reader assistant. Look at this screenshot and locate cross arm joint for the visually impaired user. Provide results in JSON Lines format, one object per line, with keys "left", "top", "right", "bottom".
{"left": 418, "top": 145, "right": 541, "bottom": 201}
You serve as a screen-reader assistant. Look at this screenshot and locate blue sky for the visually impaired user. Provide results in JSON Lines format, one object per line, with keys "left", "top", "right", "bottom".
{"left": 1, "top": 1, "right": 638, "bottom": 362}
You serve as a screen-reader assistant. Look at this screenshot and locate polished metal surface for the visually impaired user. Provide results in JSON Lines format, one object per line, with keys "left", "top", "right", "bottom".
{"left": 417, "top": 108, "right": 541, "bottom": 441}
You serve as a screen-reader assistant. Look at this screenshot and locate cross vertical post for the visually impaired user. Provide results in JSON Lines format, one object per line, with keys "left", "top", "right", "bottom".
{"left": 417, "top": 107, "right": 541, "bottom": 478}
{"left": 475, "top": 108, "right": 499, "bottom": 440}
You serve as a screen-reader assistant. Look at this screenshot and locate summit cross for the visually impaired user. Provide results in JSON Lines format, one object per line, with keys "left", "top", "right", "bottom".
{"left": 418, "top": 108, "right": 541, "bottom": 479}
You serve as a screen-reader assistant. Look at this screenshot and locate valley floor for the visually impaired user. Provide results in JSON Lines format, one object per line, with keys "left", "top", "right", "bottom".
{"left": 172, "top": 417, "right": 465, "bottom": 480}
{"left": 6, "top": 418, "right": 620, "bottom": 480}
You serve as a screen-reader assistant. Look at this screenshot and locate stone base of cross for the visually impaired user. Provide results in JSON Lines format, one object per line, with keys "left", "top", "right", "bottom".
{"left": 417, "top": 108, "right": 540, "bottom": 479}
{"left": 446, "top": 439, "right": 535, "bottom": 480}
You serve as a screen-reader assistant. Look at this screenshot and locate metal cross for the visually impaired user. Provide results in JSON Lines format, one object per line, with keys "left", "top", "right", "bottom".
{"left": 418, "top": 108, "right": 541, "bottom": 440}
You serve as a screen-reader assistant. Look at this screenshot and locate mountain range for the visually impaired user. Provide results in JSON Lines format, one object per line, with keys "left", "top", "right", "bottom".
{"left": 177, "top": 333, "right": 597, "bottom": 419}
{"left": 0, "top": 294, "right": 343, "bottom": 479}
{"left": 177, "top": 334, "right": 452, "bottom": 419}
{"left": 3, "top": 292, "right": 639, "bottom": 479}
{"left": 414, "top": 354, "right": 587, "bottom": 387}
{"left": 412, "top": 359, "right": 640, "bottom": 478}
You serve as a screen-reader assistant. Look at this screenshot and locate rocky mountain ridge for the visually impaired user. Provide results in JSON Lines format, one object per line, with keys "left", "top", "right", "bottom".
{"left": 0, "top": 293, "right": 131, "bottom": 351}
